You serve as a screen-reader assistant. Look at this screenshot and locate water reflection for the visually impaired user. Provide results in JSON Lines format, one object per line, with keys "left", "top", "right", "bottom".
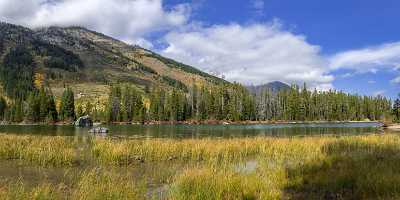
{"left": 0, "top": 122, "right": 382, "bottom": 138}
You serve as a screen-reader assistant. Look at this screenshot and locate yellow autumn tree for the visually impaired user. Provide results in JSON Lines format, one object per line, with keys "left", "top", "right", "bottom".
{"left": 33, "top": 73, "right": 45, "bottom": 89}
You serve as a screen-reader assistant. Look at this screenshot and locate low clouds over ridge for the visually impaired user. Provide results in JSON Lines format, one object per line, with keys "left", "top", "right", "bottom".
{"left": 0, "top": 0, "right": 190, "bottom": 47}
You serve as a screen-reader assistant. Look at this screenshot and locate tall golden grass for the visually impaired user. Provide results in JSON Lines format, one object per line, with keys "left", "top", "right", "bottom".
{"left": 0, "top": 168, "right": 144, "bottom": 200}
{"left": 0, "top": 134, "right": 77, "bottom": 166}
{"left": 71, "top": 168, "right": 144, "bottom": 200}
{"left": 1, "top": 134, "right": 400, "bottom": 199}
{"left": 92, "top": 137, "right": 327, "bottom": 165}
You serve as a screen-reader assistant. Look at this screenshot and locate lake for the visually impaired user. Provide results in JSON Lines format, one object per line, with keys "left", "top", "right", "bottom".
{"left": 0, "top": 122, "right": 383, "bottom": 138}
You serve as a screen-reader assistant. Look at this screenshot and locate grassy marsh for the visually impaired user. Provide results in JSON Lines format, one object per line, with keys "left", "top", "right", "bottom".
{"left": 0, "top": 135, "right": 77, "bottom": 166}
{"left": 1, "top": 133, "right": 400, "bottom": 199}
{"left": 0, "top": 168, "right": 145, "bottom": 200}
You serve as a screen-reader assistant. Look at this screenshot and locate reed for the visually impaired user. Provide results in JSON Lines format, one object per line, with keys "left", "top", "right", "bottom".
{"left": 0, "top": 134, "right": 77, "bottom": 166}
{"left": 0, "top": 169, "right": 145, "bottom": 200}
{"left": 0, "top": 180, "right": 62, "bottom": 200}
{"left": 2, "top": 134, "right": 400, "bottom": 199}
{"left": 92, "top": 137, "right": 328, "bottom": 165}
{"left": 71, "top": 168, "right": 144, "bottom": 200}
{"left": 170, "top": 164, "right": 287, "bottom": 200}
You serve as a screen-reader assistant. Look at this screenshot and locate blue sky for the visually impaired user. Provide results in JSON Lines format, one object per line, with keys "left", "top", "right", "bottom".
{"left": 166, "top": 0, "right": 400, "bottom": 98}
{"left": 1, "top": 0, "right": 399, "bottom": 98}
{"left": 164, "top": 0, "right": 400, "bottom": 98}
{"left": 166, "top": 0, "right": 400, "bottom": 53}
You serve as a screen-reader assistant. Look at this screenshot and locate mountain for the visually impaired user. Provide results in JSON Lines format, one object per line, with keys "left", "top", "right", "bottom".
{"left": 0, "top": 22, "right": 226, "bottom": 102}
{"left": 247, "top": 81, "right": 290, "bottom": 94}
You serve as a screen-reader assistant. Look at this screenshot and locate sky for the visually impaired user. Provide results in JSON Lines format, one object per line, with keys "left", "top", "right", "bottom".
{"left": 0, "top": 0, "right": 400, "bottom": 98}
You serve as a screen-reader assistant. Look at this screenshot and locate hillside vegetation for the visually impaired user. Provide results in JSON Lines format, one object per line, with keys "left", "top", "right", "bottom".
{"left": 0, "top": 22, "right": 226, "bottom": 102}
{"left": 0, "top": 22, "right": 394, "bottom": 124}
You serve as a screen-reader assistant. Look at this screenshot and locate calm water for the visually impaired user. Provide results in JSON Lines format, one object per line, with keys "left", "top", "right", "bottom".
{"left": 0, "top": 122, "right": 383, "bottom": 138}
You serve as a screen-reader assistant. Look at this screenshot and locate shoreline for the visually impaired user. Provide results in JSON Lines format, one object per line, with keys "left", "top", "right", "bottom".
{"left": 383, "top": 123, "right": 400, "bottom": 130}
{"left": 0, "top": 120, "right": 383, "bottom": 126}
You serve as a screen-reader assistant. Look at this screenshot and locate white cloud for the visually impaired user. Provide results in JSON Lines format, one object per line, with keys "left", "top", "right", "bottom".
{"left": 368, "top": 80, "right": 376, "bottom": 84}
{"left": 5, "top": 0, "right": 399, "bottom": 91}
{"left": 0, "top": 0, "right": 190, "bottom": 45}
{"left": 161, "top": 22, "right": 334, "bottom": 89}
{"left": 329, "top": 42, "right": 400, "bottom": 87}
{"left": 391, "top": 76, "right": 400, "bottom": 84}
{"left": 329, "top": 42, "right": 400, "bottom": 73}
{"left": 340, "top": 73, "right": 354, "bottom": 78}
{"left": 373, "top": 90, "right": 385, "bottom": 97}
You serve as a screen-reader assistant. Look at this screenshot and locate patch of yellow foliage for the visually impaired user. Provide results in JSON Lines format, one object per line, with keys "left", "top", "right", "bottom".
{"left": 34, "top": 73, "right": 45, "bottom": 89}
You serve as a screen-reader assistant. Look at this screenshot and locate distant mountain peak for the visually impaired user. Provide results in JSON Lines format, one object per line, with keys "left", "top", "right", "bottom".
{"left": 247, "top": 81, "right": 290, "bottom": 94}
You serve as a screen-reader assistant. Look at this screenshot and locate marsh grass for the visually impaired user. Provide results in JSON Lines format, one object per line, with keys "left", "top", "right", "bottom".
{"left": 0, "top": 134, "right": 77, "bottom": 166}
{"left": 0, "top": 169, "right": 145, "bottom": 200}
{"left": 0, "top": 179, "right": 63, "bottom": 200}
{"left": 91, "top": 137, "right": 325, "bottom": 165}
{"left": 71, "top": 168, "right": 145, "bottom": 200}
{"left": 286, "top": 134, "right": 400, "bottom": 199}
{"left": 170, "top": 163, "right": 288, "bottom": 200}
{"left": 2, "top": 134, "right": 400, "bottom": 199}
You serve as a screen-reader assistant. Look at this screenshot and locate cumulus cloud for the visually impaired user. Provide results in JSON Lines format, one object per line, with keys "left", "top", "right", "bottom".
{"left": 161, "top": 22, "right": 333, "bottom": 89}
{"left": 329, "top": 42, "right": 400, "bottom": 72}
{"left": 340, "top": 73, "right": 354, "bottom": 78}
{"left": 391, "top": 76, "right": 400, "bottom": 84}
{"left": 373, "top": 90, "right": 386, "bottom": 97}
{"left": 0, "top": 0, "right": 190, "bottom": 45}
{"left": 8, "top": 0, "right": 400, "bottom": 90}
{"left": 0, "top": 0, "right": 335, "bottom": 89}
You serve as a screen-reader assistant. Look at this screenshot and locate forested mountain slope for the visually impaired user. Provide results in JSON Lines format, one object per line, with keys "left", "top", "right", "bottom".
{"left": 0, "top": 22, "right": 226, "bottom": 102}
{"left": 0, "top": 22, "right": 393, "bottom": 124}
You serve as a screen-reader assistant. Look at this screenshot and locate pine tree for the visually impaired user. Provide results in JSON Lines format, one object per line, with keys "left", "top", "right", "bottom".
{"left": 59, "top": 87, "right": 75, "bottom": 122}
{"left": 38, "top": 87, "right": 48, "bottom": 121}
{"left": 0, "top": 96, "right": 6, "bottom": 120}
{"left": 106, "top": 85, "right": 122, "bottom": 122}
{"left": 26, "top": 92, "right": 40, "bottom": 122}
{"left": 393, "top": 95, "right": 400, "bottom": 122}
{"left": 47, "top": 95, "right": 58, "bottom": 123}
{"left": 14, "top": 100, "right": 24, "bottom": 123}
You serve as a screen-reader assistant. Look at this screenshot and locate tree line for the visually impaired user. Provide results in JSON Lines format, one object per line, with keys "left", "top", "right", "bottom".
{"left": 255, "top": 84, "right": 392, "bottom": 121}
{"left": 0, "top": 83, "right": 395, "bottom": 124}
{"left": 0, "top": 87, "right": 75, "bottom": 123}
{"left": 103, "top": 83, "right": 392, "bottom": 123}
{"left": 102, "top": 83, "right": 256, "bottom": 123}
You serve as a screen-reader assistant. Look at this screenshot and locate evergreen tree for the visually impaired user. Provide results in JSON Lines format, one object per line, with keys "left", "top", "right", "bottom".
{"left": 393, "top": 95, "right": 400, "bottom": 122}
{"left": 106, "top": 85, "right": 122, "bottom": 122}
{"left": 59, "top": 88, "right": 75, "bottom": 121}
{"left": 0, "top": 96, "right": 6, "bottom": 120}
{"left": 26, "top": 92, "right": 40, "bottom": 122}
{"left": 0, "top": 46, "right": 36, "bottom": 99}
{"left": 47, "top": 95, "right": 58, "bottom": 123}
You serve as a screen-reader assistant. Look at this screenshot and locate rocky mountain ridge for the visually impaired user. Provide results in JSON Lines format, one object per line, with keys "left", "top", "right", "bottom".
{"left": 0, "top": 22, "right": 226, "bottom": 101}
